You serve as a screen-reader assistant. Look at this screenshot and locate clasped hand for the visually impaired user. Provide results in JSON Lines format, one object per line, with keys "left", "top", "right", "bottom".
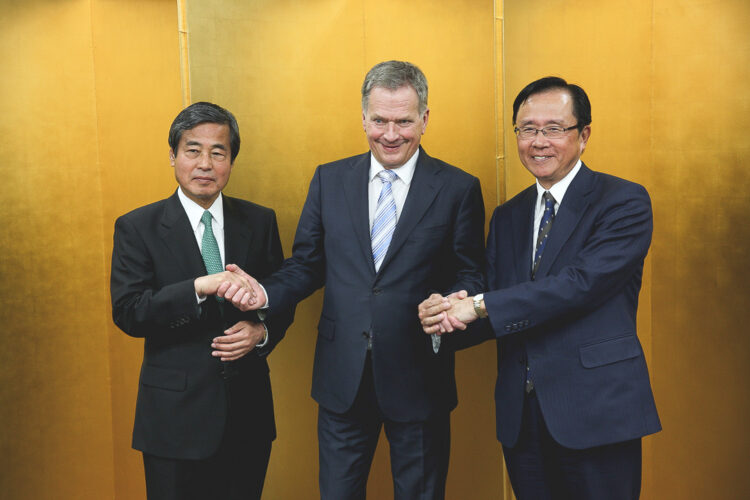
{"left": 193, "top": 263, "right": 264, "bottom": 312}
{"left": 418, "top": 290, "right": 479, "bottom": 335}
{"left": 211, "top": 320, "right": 265, "bottom": 361}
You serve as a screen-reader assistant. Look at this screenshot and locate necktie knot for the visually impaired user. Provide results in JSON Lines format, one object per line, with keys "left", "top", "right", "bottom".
{"left": 201, "top": 210, "right": 213, "bottom": 228}
{"left": 378, "top": 169, "right": 398, "bottom": 184}
{"left": 542, "top": 191, "right": 556, "bottom": 213}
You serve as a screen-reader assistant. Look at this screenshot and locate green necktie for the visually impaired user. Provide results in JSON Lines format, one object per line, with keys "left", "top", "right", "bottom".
{"left": 201, "top": 209, "right": 224, "bottom": 276}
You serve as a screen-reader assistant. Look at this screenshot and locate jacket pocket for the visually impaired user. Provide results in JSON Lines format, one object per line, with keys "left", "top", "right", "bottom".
{"left": 140, "top": 364, "right": 187, "bottom": 391}
{"left": 579, "top": 334, "right": 640, "bottom": 368}
{"left": 317, "top": 315, "right": 335, "bottom": 341}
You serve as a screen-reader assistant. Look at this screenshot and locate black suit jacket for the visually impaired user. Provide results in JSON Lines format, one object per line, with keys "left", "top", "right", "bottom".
{"left": 263, "top": 148, "right": 485, "bottom": 422}
{"left": 111, "top": 191, "right": 294, "bottom": 459}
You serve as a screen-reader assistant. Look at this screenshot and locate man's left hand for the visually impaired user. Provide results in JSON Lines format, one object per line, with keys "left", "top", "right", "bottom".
{"left": 211, "top": 320, "right": 266, "bottom": 361}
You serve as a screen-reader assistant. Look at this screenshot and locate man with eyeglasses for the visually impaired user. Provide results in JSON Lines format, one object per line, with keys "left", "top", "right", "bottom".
{"left": 419, "top": 77, "right": 660, "bottom": 499}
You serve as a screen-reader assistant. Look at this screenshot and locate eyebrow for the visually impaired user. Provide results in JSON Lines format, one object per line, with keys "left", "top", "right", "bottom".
{"left": 184, "top": 140, "right": 227, "bottom": 151}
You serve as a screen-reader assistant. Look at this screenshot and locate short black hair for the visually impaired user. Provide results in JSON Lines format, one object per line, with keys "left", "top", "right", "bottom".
{"left": 168, "top": 102, "right": 241, "bottom": 163}
{"left": 512, "top": 76, "right": 591, "bottom": 130}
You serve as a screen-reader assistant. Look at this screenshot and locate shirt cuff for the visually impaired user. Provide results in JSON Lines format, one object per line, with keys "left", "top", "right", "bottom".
{"left": 257, "top": 282, "right": 270, "bottom": 310}
{"left": 256, "top": 322, "right": 269, "bottom": 348}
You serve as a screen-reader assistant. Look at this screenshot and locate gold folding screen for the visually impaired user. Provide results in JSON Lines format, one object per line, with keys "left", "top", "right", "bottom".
{"left": 2, "top": 0, "right": 749, "bottom": 498}
{"left": 184, "top": 1, "right": 503, "bottom": 497}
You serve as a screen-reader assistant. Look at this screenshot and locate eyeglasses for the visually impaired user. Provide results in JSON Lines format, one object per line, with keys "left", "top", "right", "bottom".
{"left": 513, "top": 125, "right": 579, "bottom": 140}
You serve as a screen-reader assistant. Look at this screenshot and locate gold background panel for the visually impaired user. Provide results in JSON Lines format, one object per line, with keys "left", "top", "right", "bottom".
{"left": 185, "top": 0, "right": 502, "bottom": 498}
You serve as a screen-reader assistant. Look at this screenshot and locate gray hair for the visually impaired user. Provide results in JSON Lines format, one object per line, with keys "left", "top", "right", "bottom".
{"left": 361, "top": 61, "right": 428, "bottom": 115}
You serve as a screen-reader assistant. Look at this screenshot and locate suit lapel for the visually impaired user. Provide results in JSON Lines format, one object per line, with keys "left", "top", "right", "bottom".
{"left": 223, "top": 196, "right": 252, "bottom": 267}
{"left": 535, "top": 164, "right": 595, "bottom": 278}
{"left": 378, "top": 148, "right": 440, "bottom": 274}
{"left": 341, "top": 153, "right": 376, "bottom": 273}
{"left": 158, "top": 191, "right": 207, "bottom": 278}
{"left": 511, "top": 186, "right": 537, "bottom": 282}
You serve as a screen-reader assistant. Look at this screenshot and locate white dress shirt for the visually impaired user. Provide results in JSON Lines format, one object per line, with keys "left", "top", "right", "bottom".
{"left": 178, "top": 188, "right": 226, "bottom": 266}
{"left": 531, "top": 160, "right": 582, "bottom": 267}
{"left": 368, "top": 149, "right": 418, "bottom": 229}
{"left": 177, "top": 188, "right": 268, "bottom": 346}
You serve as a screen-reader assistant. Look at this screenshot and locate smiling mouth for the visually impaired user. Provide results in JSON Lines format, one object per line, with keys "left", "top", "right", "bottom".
{"left": 532, "top": 155, "right": 552, "bottom": 160}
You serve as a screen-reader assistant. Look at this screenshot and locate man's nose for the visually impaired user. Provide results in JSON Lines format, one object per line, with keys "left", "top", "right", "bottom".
{"left": 197, "top": 152, "right": 212, "bottom": 168}
{"left": 531, "top": 130, "right": 550, "bottom": 147}
{"left": 383, "top": 122, "right": 399, "bottom": 141}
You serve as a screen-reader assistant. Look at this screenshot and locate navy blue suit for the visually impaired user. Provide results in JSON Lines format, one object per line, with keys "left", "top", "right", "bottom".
{"left": 482, "top": 164, "right": 660, "bottom": 498}
{"left": 262, "top": 148, "right": 485, "bottom": 498}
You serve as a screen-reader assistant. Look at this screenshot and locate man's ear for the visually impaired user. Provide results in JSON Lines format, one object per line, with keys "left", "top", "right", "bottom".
{"left": 169, "top": 149, "right": 176, "bottom": 166}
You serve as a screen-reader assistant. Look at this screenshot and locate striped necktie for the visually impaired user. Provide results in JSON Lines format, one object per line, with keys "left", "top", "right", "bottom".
{"left": 371, "top": 170, "right": 398, "bottom": 271}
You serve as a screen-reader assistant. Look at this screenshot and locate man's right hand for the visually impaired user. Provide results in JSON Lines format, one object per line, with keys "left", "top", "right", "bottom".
{"left": 194, "top": 268, "right": 256, "bottom": 310}
{"left": 224, "top": 263, "right": 268, "bottom": 310}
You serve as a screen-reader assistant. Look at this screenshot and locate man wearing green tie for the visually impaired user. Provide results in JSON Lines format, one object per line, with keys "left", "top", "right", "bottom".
{"left": 110, "top": 102, "right": 294, "bottom": 500}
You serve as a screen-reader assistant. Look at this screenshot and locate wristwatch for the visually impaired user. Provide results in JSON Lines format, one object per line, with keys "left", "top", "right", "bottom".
{"left": 473, "top": 293, "right": 488, "bottom": 319}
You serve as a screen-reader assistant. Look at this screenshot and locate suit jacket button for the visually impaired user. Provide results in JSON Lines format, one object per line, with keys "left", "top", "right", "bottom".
{"left": 373, "top": 288, "right": 382, "bottom": 295}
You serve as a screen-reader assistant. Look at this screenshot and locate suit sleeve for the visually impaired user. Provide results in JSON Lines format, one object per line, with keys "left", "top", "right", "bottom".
{"left": 110, "top": 215, "right": 201, "bottom": 338}
{"left": 442, "top": 176, "right": 490, "bottom": 351}
{"left": 447, "top": 176, "right": 486, "bottom": 296}
{"left": 262, "top": 166, "right": 327, "bottom": 314}
{"left": 484, "top": 184, "right": 653, "bottom": 337}
{"left": 254, "top": 209, "right": 295, "bottom": 357}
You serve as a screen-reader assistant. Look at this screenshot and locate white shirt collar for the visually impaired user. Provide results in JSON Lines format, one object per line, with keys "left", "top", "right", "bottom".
{"left": 535, "top": 159, "right": 582, "bottom": 208}
{"left": 368, "top": 149, "right": 419, "bottom": 185}
{"left": 177, "top": 188, "right": 224, "bottom": 230}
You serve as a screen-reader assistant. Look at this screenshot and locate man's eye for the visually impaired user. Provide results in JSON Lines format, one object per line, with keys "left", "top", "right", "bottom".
{"left": 545, "top": 127, "right": 564, "bottom": 134}
{"left": 520, "top": 128, "right": 536, "bottom": 134}
{"left": 212, "top": 152, "right": 226, "bottom": 159}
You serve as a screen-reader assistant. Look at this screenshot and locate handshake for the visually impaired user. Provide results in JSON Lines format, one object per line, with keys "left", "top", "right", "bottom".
{"left": 418, "top": 290, "right": 485, "bottom": 335}
{"left": 193, "top": 263, "right": 268, "bottom": 312}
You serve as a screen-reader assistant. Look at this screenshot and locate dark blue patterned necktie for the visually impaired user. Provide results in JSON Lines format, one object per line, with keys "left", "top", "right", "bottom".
{"left": 532, "top": 191, "right": 555, "bottom": 279}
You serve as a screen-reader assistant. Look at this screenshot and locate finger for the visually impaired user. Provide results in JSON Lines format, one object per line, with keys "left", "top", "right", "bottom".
{"left": 214, "top": 331, "right": 248, "bottom": 344}
{"left": 214, "top": 346, "right": 251, "bottom": 359}
{"left": 420, "top": 296, "right": 448, "bottom": 310}
{"left": 447, "top": 316, "right": 468, "bottom": 331}
{"left": 221, "top": 283, "right": 241, "bottom": 300}
{"left": 229, "top": 288, "right": 250, "bottom": 307}
{"left": 218, "top": 349, "right": 251, "bottom": 362}
{"left": 226, "top": 263, "right": 251, "bottom": 279}
{"left": 439, "top": 316, "right": 454, "bottom": 333}
{"left": 421, "top": 312, "right": 447, "bottom": 327}
{"left": 447, "top": 290, "right": 468, "bottom": 300}
{"left": 421, "top": 302, "right": 452, "bottom": 319}
{"left": 216, "top": 281, "right": 231, "bottom": 298}
{"left": 422, "top": 323, "right": 444, "bottom": 335}
{"left": 212, "top": 340, "right": 248, "bottom": 352}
